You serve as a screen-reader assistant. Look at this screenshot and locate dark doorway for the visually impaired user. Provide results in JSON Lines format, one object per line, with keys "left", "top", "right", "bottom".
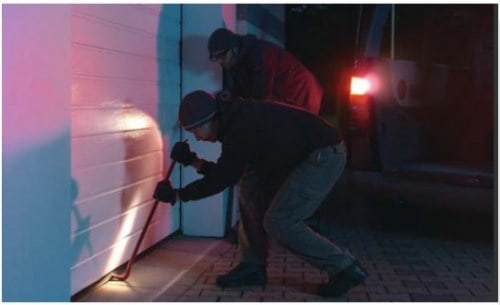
{"left": 285, "top": 4, "right": 359, "bottom": 118}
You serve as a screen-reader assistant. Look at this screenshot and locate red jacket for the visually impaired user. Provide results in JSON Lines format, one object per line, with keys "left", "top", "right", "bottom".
{"left": 227, "top": 35, "right": 323, "bottom": 114}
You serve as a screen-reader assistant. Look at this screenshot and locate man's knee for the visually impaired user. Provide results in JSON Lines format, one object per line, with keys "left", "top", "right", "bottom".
{"left": 263, "top": 215, "right": 288, "bottom": 241}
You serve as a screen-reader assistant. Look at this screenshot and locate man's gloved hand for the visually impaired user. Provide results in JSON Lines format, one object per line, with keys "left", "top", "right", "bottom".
{"left": 170, "top": 141, "right": 196, "bottom": 166}
{"left": 153, "top": 181, "right": 177, "bottom": 204}
{"left": 216, "top": 89, "right": 232, "bottom": 102}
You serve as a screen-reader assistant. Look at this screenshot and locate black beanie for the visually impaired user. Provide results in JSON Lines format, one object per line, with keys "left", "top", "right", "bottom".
{"left": 179, "top": 90, "right": 217, "bottom": 130}
{"left": 208, "top": 28, "right": 240, "bottom": 55}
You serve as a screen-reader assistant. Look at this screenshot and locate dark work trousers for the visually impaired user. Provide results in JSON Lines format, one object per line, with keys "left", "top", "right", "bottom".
{"left": 237, "top": 142, "right": 355, "bottom": 275}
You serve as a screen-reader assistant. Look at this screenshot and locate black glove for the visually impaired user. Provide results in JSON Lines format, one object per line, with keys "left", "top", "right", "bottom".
{"left": 216, "top": 89, "right": 231, "bottom": 101}
{"left": 153, "top": 181, "right": 177, "bottom": 204}
{"left": 170, "top": 141, "right": 196, "bottom": 166}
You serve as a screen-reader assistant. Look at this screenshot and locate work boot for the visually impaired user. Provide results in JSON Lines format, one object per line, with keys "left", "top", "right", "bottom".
{"left": 317, "top": 261, "right": 367, "bottom": 298}
{"left": 216, "top": 262, "right": 267, "bottom": 288}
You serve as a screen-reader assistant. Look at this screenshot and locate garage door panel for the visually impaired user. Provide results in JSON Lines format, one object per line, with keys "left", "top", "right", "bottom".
{"left": 70, "top": 214, "right": 175, "bottom": 294}
{"left": 71, "top": 200, "right": 173, "bottom": 266}
{"left": 73, "top": 4, "right": 160, "bottom": 35}
{"left": 72, "top": 45, "right": 157, "bottom": 82}
{"left": 72, "top": 76, "right": 158, "bottom": 107}
{"left": 71, "top": 4, "right": 181, "bottom": 295}
{"left": 71, "top": 176, "right": 161, "bottom": 233}
{"left": 72, "top": 130, "right": 161, "bottom": 170}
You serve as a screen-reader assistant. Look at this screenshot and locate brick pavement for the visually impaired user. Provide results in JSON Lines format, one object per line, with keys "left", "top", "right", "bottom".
{"left": 154, "top": 221, "right": 496, "bottom": 302}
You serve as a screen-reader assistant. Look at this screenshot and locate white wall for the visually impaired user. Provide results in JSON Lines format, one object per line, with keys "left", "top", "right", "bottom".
{"left": 237, "top": 4, "right": 285, "bottom": 46}
{"left": 3, "top": 5, "right": 72, "bottom": 301}
{"left": 179, "top": 4, "right": 286, "bottom": 236}
{"left": 2, "top": 4, "right": 285, "bottom": 299}
{"left": 180, "top": 4, "right": 237, "bottom": 237}
{"left": 70, "top": 4, "right": 181, "bottom": 294}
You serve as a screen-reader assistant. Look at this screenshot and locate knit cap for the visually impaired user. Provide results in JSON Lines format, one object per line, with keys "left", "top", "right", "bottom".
{"left": 179, "top": 90, "right": 217, "bottom": 130}
{"left": 208, "top": 28, "right": 240, "bottom": 57}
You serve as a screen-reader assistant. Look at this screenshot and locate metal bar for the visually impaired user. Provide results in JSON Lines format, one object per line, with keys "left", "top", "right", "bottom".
{"left": 109, "top": 160, "right": 177, "bottom": 281}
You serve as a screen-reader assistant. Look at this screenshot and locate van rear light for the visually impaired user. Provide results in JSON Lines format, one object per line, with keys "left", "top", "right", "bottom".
{"left": 350, "top": 76, "right": 371, "bottom": 95}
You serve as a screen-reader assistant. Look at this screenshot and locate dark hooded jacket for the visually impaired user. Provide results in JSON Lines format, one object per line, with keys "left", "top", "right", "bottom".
{"left": 178, "top": 98, "right": 341, "bottom": 201}
{"left": 227, "top": 35, "right": 323, "bottom": 114}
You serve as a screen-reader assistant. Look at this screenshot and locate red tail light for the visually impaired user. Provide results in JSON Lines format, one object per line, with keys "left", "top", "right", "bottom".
{"left": 350, "top": 76, "right": 371, "bottom": 96}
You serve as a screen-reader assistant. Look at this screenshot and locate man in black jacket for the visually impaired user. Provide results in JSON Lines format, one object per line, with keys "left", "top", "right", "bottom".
{"left": 154, "top": 90, "right": 367, "bottom": 297}
{"left": 208, "top": 28, "right": 323, "bottom": 114}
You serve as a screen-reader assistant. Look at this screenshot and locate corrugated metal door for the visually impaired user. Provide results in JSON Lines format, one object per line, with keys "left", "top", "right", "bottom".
{"left": 70, "top": 4, "right": 181, "bottom": 295}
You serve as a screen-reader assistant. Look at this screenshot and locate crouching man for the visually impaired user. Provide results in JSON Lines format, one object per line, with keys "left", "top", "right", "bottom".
{"left": 153, "top": 90, "right": 367, "bottom": 297}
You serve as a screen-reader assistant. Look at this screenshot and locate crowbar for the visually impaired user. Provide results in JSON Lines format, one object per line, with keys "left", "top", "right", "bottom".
{"left": 108, "top": 159, "right": 177, "bottom": 282}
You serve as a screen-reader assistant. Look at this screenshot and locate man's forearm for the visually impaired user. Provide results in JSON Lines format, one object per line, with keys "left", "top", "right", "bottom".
{"left": 192, "top": 156, "right": 204, "bottom": 172}
{"left": 189, "top": 156, "right": 217, "bottom": 176}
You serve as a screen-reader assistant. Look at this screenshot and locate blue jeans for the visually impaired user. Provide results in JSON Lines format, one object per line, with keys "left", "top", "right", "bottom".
{"left": 237, "top": 142, "right": 355, "bottom": 275}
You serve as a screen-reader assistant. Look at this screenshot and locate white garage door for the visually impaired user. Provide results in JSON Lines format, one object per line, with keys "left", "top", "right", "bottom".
{"left": 70, "top": 4, "right": 181, "bottom": 295}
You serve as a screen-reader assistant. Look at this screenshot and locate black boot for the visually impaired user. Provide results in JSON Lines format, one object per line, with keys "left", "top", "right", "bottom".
{"left": 216, "top": 263, "right": 267, "bottom": 288}
{"left": 317, "top": 261, "right": 367, "bottom": 298}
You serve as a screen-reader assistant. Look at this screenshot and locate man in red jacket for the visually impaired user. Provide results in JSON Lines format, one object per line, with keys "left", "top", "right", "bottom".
{"left": 208, "top": 28, "right": 323, "bottom": 114}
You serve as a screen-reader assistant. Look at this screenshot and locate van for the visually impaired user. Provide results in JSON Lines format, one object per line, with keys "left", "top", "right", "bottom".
{"left": 336, "top": 5, "right": 495, "bottom": 214}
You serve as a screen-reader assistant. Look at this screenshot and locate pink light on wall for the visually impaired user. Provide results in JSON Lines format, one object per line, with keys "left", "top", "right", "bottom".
{"left": 70, "top": 104, "right": 167, "bottom": 293}
{"left": 69, "top": 4, "right": 178, "bottom": 294}
{"left": 103, "top": 107, "right": 163, "bottom": 272}
{"left": 222, "top": 4, "right": 236, "bottom": 30}
{"left": 3, "top": 4, "right": 72, "bottom": 155}
{"left": 3, "top": 4, "right": 72, "bottom": 301}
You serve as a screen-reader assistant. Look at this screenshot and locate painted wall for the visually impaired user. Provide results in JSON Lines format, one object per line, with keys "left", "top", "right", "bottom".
{"left": 70, "top": 4, "right": 181, "bottom": 294}
{"left": 237, "top": 4, "right": 285, "bottom": 46}
{"left": 3, "top": 5, "right": 72, "bottom": 301}
{"left": 179, "top": 4, "right": 285, "bottom": 236}
{"left": 180, "top": 4, "right": 237, "bottom": 237}
{"left": 2, "top": 4, "right": 285, "bottom": 298}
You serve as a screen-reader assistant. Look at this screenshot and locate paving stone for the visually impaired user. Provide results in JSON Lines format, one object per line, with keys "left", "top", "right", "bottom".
{"left": 388, "top": 259, "right": 428, "bottom": 266}
{"left": 190, "top": 283, "right": 219, "bottom": 290}
{"left": 410, "top": 293, "right": 456, "bottom": 301}
{"left": 414, "top": 269, "right": 437, "bottom": 276}
{"left": 481, "top": 281, "right": 496, "bottom": 291}
{"left": 219, "top": 297, "right": 261, "bottom": 302}
{"left": 346, "top": 292, "right": 370, "bottom": 301}
{"left": 376, "top": 279, "right": 403, "bottom": 287}
{"left": 453, "top": 293, "right": 484, "bottom": 301}
{"left": 469, "top": 286, "right": 495, "bottom": 296}
{"left": 423, "top": 281, "right": 448, "bottom": 289}
{"left": 77, "top": 220, "right": 494, "bottom": 303}
{"left": 360, "top": 284, "right": 387, "bottom": 294}
{"left": 375, "top": 269, "right": 397, "bottom": 277}
{"left": 384, "top": 293, "right": 412, "bottom": 301}
{"left": 203, "top": 276, "right": 219, "bottom": 285}
{"left": 154, "top": 295, "right": 178, "bottom": 302}
{"left": 418, "top": 272, "right": 459, "bottom": 283}
{"left": 368, "top": 292, "right": 393, "bottom": 301}
{"left": 386, "top": 285, "right": 428, "bottom": 294}
{"left": 392, "top": 268, "right": 413, "bottom": 275}
{"left": 267, "top": 276, "right": 285, "bottom": 285}
{"left": 200, "top": 288, "right": 242, "bottom": 298}
{"left": 182, "top": 288, "right": 203, "bottom": 297}
{"left": 305, "top": 296, "right": 334, "bottom": 302}
{"left": 376, "top": 274, "right": 397, "bottom": 283}
{"left": 176, "top": 295, "right": 219, "bottom": 302}
{"left": 321, "top": 296, "right": 349, "bottom": 302}
{"left": 402, "top": 280, "right": 424, "bottom": 287}
{"left": 243, "top": 289, "right": 284, "bottom": 299}
{"left": 304, "top": 272, "right": 327, "bottom": 282}
{"left": 156, "top": 283, "right": 191, "bottom": 296}
{"left": 458, "top": 276, "right": 488, "bottom": 284}
{"left": 470, "top": 295, "right": 497, "bottom": 302}
{"left": 283, "top": 276, "right": 303, "bottom": 285}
